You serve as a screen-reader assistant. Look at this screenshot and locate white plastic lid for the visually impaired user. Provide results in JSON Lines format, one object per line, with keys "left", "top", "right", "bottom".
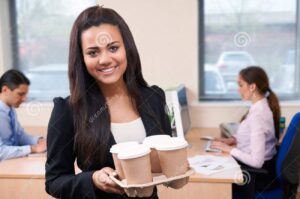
{"left": 118, "top": 144, "right": 151, "bottom": 160}
{"left": 142, "top": 135, "right": 171, "bottom": 148}
{"left": 110, "top": 141, "right": 139, "bottom": 154}
{"left": 155, "top": 137, "right": 188, "bottom": 151}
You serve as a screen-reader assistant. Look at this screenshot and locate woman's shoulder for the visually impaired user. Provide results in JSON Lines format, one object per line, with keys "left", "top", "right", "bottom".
{"left": 53, "top": 96, "right": 70, "bottom": 106}
{"left": 141, "top": 85, "right": 165, "bottom": 98}
{"left": 52, "top": 96, "right": 72, "bottom": 114}
{"left": 248, "top": 99, "right": 273, "bottom": 122}
{"left": 49, "top": 96, "right": 73, "bottom": 126}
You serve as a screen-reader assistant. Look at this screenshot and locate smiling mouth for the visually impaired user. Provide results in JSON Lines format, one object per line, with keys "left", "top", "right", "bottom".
{"left": 97, "top": 66, "right": 118, "bottom": 74}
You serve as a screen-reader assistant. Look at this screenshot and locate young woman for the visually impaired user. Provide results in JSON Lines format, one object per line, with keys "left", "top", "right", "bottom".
{"left": 212, "top": 66, "right": 281, "bottom": 198}
{"left": 45, "top": 6, "right": 171, "bottom": 199}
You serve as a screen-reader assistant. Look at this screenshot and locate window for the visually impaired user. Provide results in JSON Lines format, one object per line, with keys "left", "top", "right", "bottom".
{"left": 10, "top": 0, "right": 95, "bottom": 101}
{"left": 199, "top": 0, "right": 300, "bottom": 100}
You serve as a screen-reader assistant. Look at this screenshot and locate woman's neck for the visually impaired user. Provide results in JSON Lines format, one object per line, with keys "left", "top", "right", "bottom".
{"left": 251, "top": 92, "right": 264, "bottom": 104}
{"left": 98, "top": 80, "right": 128, "bottom": 99}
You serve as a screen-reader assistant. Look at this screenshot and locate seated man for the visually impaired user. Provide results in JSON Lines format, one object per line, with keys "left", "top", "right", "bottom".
{"left": 0, "top": 69, "right": 46, "bottom": 160}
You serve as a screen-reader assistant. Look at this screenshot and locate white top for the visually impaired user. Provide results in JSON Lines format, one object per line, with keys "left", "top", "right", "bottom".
{"left": 111, "top": 118, "right": 146, "bottom": 144}
{"left": 230, "top": 98, "right": 277, "bottom": 168}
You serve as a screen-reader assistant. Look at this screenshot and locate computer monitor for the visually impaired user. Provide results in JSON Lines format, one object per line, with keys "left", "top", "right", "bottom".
{"left": 165, "top": 84, "right": 191, "bottom": 138}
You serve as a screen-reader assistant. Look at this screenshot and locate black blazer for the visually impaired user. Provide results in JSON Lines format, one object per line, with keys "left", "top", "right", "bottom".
{"left": 45, "top": 85, "right": 172, "bottom": 199}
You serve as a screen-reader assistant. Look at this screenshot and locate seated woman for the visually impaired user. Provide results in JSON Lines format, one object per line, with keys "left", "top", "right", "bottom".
{"left": 212, "top": 66, "right": 281, "bottom": 199}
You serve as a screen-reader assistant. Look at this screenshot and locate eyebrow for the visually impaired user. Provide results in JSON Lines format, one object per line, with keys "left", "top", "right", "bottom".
{"left": 85, "top": 41, "right": 120, "bottom": 50}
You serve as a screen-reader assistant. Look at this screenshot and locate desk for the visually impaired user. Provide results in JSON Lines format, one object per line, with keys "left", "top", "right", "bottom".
{"left": 0, "top": 127, "right": 242, "bottom": 199}
{"left": 0, "top": 126, "right": 51, "bottom": 199}
{"left": 0, "top": 155, "right": 53, "bottom": 199}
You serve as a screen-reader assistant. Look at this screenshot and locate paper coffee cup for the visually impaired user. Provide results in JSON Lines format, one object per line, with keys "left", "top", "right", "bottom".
{"left": 118, "top": 144, "right": 152, "bottom": 185}
{"left": 156, "top": 137, "right": 189, "bottom": 189}
{"left": 110, "top": 141, "right": 138, "bottom": 180}
{"left": 143, "top": 135, "right": 171, "bottom": 173}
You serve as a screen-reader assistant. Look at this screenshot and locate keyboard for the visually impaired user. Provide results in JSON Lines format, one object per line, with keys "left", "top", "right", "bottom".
{"left": 204, "top": 141, "right": 221, "bottom": 153}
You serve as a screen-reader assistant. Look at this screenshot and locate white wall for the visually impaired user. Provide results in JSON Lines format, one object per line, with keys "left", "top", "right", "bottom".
{"left": 0, "top": 0, "right": 13, "bottom": 74}
{"left": 0, "top": 0, "right": 299, "bottom": 128}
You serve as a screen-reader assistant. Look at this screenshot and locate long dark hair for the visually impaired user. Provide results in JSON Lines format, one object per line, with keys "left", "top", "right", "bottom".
{"left": 68, "top": 6, "right": 148, "bottom": 168}
{"left": 239, "top": 66, "right": 281, "bottom": 139}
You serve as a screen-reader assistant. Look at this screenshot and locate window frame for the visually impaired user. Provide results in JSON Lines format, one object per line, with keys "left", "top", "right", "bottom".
{"left": 198, "top": 0, "right": 300, "bottom": 101}
{"left": 9, "top": 0, "right": 19, "bottom": 69}
{"left": 8, "top": 0, "right": 86, "bottom": 102}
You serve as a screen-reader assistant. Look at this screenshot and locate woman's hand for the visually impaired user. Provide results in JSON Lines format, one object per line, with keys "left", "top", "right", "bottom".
{"left": 92, "top": 167, "right": 124, "bottom": 195}
{"left": 211, "top": 141, "right": 234, "bottom": 153}
{"left": 214, "top": 137, "right": 236, "bottom": 146}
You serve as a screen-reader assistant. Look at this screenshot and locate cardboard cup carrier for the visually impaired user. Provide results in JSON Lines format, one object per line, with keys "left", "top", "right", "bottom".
{"left": 109, "top": 137, "right": 193, "bottom": 197}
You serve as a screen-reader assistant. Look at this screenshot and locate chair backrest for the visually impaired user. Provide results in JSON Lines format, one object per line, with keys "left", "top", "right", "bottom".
{"left": 276, "top": 112, "right": 300, "bottom": 182}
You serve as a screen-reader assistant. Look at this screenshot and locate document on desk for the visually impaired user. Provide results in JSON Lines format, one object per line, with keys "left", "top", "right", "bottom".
{"left": 188, "top": 155, "right": 240, "bottom": 175}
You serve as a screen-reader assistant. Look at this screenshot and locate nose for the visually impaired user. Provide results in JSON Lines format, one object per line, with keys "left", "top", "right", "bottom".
{"left": 98, "top": 51, "right": 112, "bottom": 66}
{"left": 21, "top": 95, "right": 27, "bottom": 102}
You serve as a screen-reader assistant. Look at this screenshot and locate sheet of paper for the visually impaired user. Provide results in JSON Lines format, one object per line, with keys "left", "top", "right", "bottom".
{"left": 188, "top": 155, "right": 240, "bottom": 175}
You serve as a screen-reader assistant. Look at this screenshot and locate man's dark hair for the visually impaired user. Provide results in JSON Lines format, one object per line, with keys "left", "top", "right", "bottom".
{"left": 0, "top": 69, "right": 30, "bottom": 92}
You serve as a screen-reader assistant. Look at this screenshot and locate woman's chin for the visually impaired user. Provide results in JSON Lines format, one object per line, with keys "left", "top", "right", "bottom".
{"left": 97, "top": 76, "right": 125, "bottom": 87}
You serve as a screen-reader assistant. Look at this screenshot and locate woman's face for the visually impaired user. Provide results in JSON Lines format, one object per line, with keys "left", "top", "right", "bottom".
{"left": 237, "top": 75, "right": 254, "bottom": 101}
{"left": 81, "top": 23, "right": 127, "bottom": 87}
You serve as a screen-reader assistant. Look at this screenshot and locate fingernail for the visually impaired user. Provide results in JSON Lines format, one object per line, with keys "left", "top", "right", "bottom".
{"left": 112, "top": 171, "right": 117, "bottom": 176}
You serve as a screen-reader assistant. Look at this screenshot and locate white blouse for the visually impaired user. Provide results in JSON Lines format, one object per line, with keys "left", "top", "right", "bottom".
{"left": 111, "top": 118, "right": 146, "bottom": 143}
{"left": 230, "top": 98, "right": 277, "bottom": 168}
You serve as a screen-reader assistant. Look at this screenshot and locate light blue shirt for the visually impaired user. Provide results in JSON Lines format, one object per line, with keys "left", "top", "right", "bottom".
{"left": 0, "top": 100, "right": 39, "bottom": 161}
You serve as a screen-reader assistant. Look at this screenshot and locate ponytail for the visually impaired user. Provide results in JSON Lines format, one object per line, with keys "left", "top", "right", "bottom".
{"left": 266, "top": 88, "right": 281, "bottom": 139}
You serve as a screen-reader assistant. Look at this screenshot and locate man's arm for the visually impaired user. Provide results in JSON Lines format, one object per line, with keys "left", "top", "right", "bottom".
{"left": 0, "top": 138, "right": 31, "bottom": 160}
{"left": 14, "top": 118, "right": 40, "bottom": 145}
{"left": 15, "top": 124, "right": 47, "bottom": 153}
{"left": 5, "top": 112, "right": 47, "bottom": 154}
{"left": 0, "top": 111, "right": 33, "bottom": 160}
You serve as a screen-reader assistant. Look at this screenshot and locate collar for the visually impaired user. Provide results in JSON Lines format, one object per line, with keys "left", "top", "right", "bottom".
{"left": 0, "top": 100, "right": 11, "bottom": 114}
{"left": 249, "top": 97, "right": 267, "bottom": 114}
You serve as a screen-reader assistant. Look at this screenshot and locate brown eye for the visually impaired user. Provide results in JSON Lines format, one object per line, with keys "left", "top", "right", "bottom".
{"left": 109, "top": 46, "right": 119, "bottom": 53}
{"left": 87, "top": 51, "right": 98, "bottom": 57}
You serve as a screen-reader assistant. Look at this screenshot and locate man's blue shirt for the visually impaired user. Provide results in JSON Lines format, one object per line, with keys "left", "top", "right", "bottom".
{"left": 0, "top": 100, "right": 39, "bottom": 160}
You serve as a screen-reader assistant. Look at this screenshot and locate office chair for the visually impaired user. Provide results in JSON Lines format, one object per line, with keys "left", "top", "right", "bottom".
{"left": 255, "top": 112, "right": 300, "bottom": 199}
